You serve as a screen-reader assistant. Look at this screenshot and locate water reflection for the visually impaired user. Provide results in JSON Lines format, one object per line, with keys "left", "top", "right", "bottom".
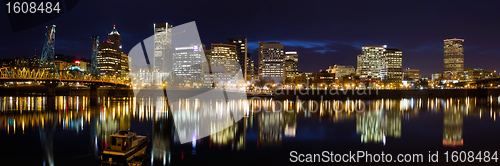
{"left": 1, "top": 96, "right": 500, "bottom": 165}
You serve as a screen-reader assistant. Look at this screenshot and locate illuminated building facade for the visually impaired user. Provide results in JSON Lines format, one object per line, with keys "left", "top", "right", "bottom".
{"left": 432, "top": 73, "right": 444, "bottom": 82}
{"left": 283, "top": 51, "right": 299, "bottom": 84}
{"left": 313, "top": 71, "right": 336, "bottom": 86}
{"left": 456, "top": 68, "right": 493, "bottom": 82}
{"left": 283, "top": 59, "right": 299, "bottom": 84}
{"left": 201, "top": 44, "right": 240, "bottom": 87}
{"left": 284, "top": 51, "right": 298, "bottom": 62}
{"left": 172, "top": 44, "right": 204, "bottom": 86}
{"left": 380, "top": 49, "right": 403, "bottom": 83}
{"left": 291, "top": 72, "right": 314, "bottom": 85}
{"left": 357, "top": 45, "right": 386, "bottom": 82}
{"left": 120, "top": 52, "right": 129, "bottom": 78}
{"left": 153, "top": 23, "right": 172, "bottom": 72}
{"left": 246, "top": 56, "right": 255, "bottom": 80}
{"left": 444, "top": 38, "right": 464, "bottom": 79}
{"left": 228, "top": 38, "right": 248, "bottom": 79}
{"left": 259, "top": 42, "right": 284, "bottom": 83}
{"left": 97, "top": 26, "right": 129, "bottom": 77}
{"left": 403, "top": 68, "right": 421, "bottom": 82}
{"left": 326, "top": 65, "right": 355, "bottom": 79}
{"left": 97, "top": 41, "right": 121, "bottom": 76}
{"left": 210, "top": 43, "right": 238, "bottom": 74}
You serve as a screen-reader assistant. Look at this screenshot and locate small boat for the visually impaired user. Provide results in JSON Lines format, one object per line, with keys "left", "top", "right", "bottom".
{"left": 101, "top": 131, "right": 149, "bottom": 165}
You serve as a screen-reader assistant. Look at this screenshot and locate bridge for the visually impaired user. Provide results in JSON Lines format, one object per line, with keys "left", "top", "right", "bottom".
{"left": 0, "top": 24, "right": 129, "bottom": 97}
{"left": 471, "top": 77, "right": 500, "bottom": 88}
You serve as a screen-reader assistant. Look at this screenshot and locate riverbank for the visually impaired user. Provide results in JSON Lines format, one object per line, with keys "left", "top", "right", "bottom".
{"left": 3, "top": 86, "right": 500, "bottom": 100}
{"left": 273, "top": 88, "right": 500, "bottom": 100}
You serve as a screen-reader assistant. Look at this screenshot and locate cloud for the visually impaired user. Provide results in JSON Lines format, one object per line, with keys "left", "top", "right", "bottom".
{"left": 314, "top": 49, "right": 337, "bottom": 54}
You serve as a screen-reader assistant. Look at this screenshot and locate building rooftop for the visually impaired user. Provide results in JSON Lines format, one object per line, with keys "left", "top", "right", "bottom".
{"left": 444, "top": 38, "right": 464, "bottom": 41}
{"left": 109, "top": 25, "right": 120, "bottom": 35}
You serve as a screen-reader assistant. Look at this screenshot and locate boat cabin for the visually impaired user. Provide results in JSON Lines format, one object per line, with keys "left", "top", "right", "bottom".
{"left": 109, "top": 131, "right": 139, "bottom": 151}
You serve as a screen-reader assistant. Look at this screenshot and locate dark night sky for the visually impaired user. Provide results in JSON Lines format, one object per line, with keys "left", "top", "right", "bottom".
{"left": 1, "top": 0, "right": 500, "bottom": 77}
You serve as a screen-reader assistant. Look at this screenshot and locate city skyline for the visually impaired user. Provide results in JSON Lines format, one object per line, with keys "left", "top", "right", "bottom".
{"left": 1, "top": 0, "right": 500, "bottom": 78}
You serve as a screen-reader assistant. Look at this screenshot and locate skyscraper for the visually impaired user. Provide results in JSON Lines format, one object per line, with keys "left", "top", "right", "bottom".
{"left": 258, "top": 42, "right": 284, "bottom": 83}
{"left": 228, "top": 38, "right": 247, "bottom": 79}
{"left": 283, "top": 51, "right": 299, "bottom": 84}
{"left": 380, "top": 49, "right": 403, "bottom": 83}
{"left": 153, "top": 23, "right": 172, "bottom": 72}
{"left": 97, "top": 26, "right": 125, "bottom": 76}
{"left": 357, "top": 45, "right": 386, "bottom": 82}
{"left": 444, "top": 38, "right": 464, "bottom": 79}
{"left": 246, "top": 56, "right": 255, "bottom": 80}
{"left": 97, "top": 41, "right": 121, "bottom": 76}
{"left": 172, "top": 44, "right": 204, "bottom": 86}
{"left": 210, "top": 43, "right": 238, "bottom": 74}
{"left": 120, "top": 52, "right": 130, "bottom": 78}
{"left": 201, "top": 43, "right": 240, "bottom": 87}
{"left": 108, "top": 25, "right": 121, "bottom": 48}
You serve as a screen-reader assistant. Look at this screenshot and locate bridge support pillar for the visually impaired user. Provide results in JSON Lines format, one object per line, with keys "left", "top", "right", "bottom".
{"left": 43, "top": 81, "right": 58, "bottom": 97}
{"left": 89, "top": 83, "right": 101, "bottom": 106}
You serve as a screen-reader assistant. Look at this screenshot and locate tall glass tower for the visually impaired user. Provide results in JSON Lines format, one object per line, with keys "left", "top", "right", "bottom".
{"left": 444, "top": 38, "right": 464, "bottom": 78}
{"left": 154, "top": 23, "right": 172, "bottom": 72}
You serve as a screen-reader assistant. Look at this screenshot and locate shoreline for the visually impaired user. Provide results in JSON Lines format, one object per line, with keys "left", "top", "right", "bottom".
{"left": 1, "top": 86, "right": 499, "bottom": 99}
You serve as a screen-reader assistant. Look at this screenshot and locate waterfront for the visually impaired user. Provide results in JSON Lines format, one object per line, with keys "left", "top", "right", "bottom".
{"left": 1, "top": 95, "right": 500, "bottom": 165}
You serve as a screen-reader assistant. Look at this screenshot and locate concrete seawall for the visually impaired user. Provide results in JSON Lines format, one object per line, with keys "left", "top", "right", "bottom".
{"left": 3, "top": 86, "right": 500, "bottom": 100}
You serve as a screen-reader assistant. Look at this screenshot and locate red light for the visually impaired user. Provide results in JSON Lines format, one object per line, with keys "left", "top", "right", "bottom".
{"left": 75, "top": 61, "right": 80, "bottom": 64}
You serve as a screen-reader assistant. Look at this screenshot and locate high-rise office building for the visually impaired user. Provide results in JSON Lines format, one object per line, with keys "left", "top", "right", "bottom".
{"left": 153, "top": 23, "right": 172, "bottom": 72}
{"left": 201, "top": 44, "right": 240, "bottom": 87}
{"left": 210, "top": 43, "right": 238, "bottom": 74}
{"left": 228, "top": 38, "right": 248, "bottom": 79}
{"left": 380, "top": 49, "right": 403, "bottom": 83}
{"left": 172, "top": 44, "right": 204, "bottom": 86}
{"left": 97, "top": 26, "right": 126, "bottom": 76}
{"left": 97, "top": 41, "right": 121, "bottom": 76}
{"left": 284, "top": 51, "right": 298, "bottom": 62}
{"left": 246, "top": 55, "right": 255, "bottom": 80}
{"left": 259, "top": 42, "right": 284, "bottom": 83}
{"left": 444, "top": 38, "right": 464, "bottom": 79}
{"left": 283, "top": 51, "right": 299, "bottom": 84}
{"left": 120, "top": 52, "right": 129, "bottom": 78}
{"left": 108, "top": 25, "right": 121, "bottom": 48}
{"left": 357, "top": 45, "right": 386, "bottom": 81}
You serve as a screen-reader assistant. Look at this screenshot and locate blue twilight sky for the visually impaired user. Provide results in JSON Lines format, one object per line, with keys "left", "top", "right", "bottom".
{"left": 1, "top": 0, "right": 500, "bottom": 77}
